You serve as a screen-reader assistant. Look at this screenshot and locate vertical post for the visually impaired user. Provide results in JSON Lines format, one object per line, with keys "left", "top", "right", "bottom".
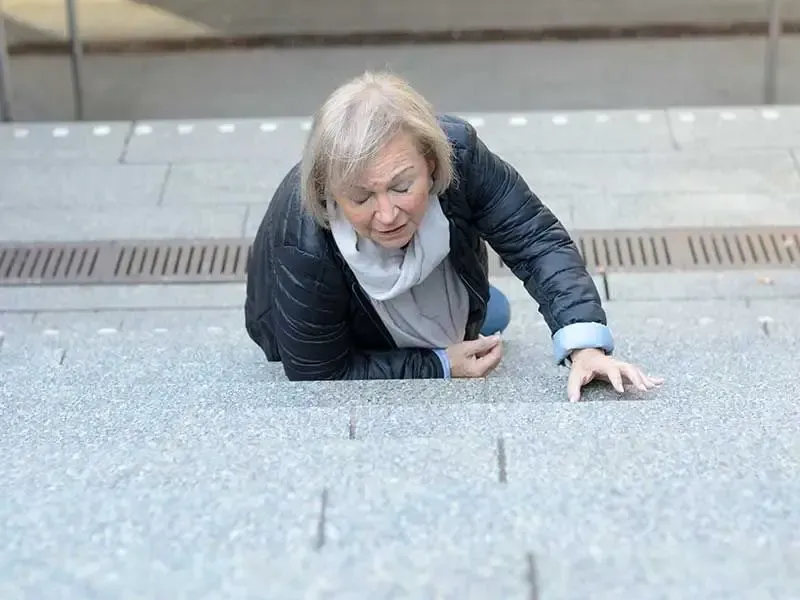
{"left": 0, "top": 10, "right": 12, "bottom": 121}
{"left": 764, "top": 0, "right": 783, "bottom": 105}
{"left": 64, "top": 0, "right": 85, "bottom": 120}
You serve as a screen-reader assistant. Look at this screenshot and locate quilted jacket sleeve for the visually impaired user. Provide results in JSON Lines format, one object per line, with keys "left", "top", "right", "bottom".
{"left": 269, "top": 245, "right": 446, "bottom": 381}
{"left": 460, "top": 125, "right": 615, "bottom": 364}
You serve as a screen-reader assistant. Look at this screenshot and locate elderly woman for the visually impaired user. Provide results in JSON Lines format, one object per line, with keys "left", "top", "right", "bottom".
{"left": 245, "top": 71, "right": 663, "bottom": 401}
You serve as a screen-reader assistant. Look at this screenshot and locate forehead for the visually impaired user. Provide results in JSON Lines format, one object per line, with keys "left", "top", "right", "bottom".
{"left": 362, "top": 133, "right": 423, "bottom": 179}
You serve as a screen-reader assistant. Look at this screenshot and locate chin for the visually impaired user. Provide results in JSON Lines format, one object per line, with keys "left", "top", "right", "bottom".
{"left": 374, "top": 236, "right": 411, "bottom": 250}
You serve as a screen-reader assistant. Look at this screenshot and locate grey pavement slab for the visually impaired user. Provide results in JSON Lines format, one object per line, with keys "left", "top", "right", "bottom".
{"left": 2, "top": 293, "right": 799, "bottom": 595}
{"left": 314, "top": 478, "right": 799, "bottom": 600}
{"left": 0, "top": 312, "right": 35, "bottom": 334}
{"left": 1, "top": 268, "right": 798, "bottom": 313}
{"left": 0, "top": 428, "right": 797, "bottom": 598}
{"left": 0, "top": 121, "right": 131, "bottom": 162}
{"left": 161, "top": 162, "right": 282, "bottom": 205}
{"left": 3, "top": 296, "right": 800, "bottom": 405}
{"left": 465, "top": 109, "right": 675, "bottom": 153}
{"left": 599, "top": 269, "right": 800, "bottom": 301}
{"left": 5, "top": 115, "right": 800, "bottom": 243}
{"left": 668, "top": 106, "right": 800, "bottom": 151}
{"left": 123, "top": 111, "right": 675, "bottom": 163}
{"left": 512, "top": 149, "right": 800, "bottom": 195}
{"left": 569, "top": 192, "right": 800, "bottom": 229}
{"left": 122, "top": 118, "right": 309, "bottom": 164}
{"left": 0, "top": 205, "right": 248, "bottom": 242}
{"left": 351, "top": 393, "right": 800, "bottom": 442}
{"left": 0, "top": 164, "right": 168, "bottom": 208}
{"left": 0, "top": 283, "right": 247, "bottom": 312}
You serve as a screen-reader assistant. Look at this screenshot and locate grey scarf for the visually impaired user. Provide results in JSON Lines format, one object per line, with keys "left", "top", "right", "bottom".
{"left": 328, "top": 195, "right": 470, "bottom": 349}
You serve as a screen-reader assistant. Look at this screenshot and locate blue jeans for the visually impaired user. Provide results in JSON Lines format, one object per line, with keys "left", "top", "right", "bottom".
{"left": 479, "top": 285, "right": 511, "bottom": 336}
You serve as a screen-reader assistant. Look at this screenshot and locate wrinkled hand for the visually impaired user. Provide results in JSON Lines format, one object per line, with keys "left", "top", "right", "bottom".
{"left": 567, "top": 348, "right": 663, "bottom": 402}
{"left": 446, "top": 334, "right": 504, "bottom": 378}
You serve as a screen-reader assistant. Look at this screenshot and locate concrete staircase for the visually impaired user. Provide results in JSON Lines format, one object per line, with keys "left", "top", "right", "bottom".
{"left": 1, "top": 277, "right": 799, "bottom": 597}
{"left": 1, "top": 107, "right": 799, "bottom": 597}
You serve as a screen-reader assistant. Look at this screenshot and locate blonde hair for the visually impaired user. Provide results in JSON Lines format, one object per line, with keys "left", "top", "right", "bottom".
{"left": 299, "top": 71, "right": 454, "bottom": 227}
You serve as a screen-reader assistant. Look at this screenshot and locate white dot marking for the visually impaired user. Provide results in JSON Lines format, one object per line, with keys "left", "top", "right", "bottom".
{"left": 551, "top": 115, "right": 568, "bottom": 125}
{"left": 177, "top": 124, "right": 195, "bottom": 134}
{"left": 97, "top": 327, "right": 117, "bottom": 335}
{"left": 757, "top": 316, "right": 774, "bottom": 324}
{"left": 259, "top": 122, "right": 277, "bottom": 132}
{"left": 300, "top": 120, "right": 312, "bottom": 131}
{"left": 218, "top": 124, "right": 236, "bottom": 133}
{"left": 678, "top": 113, "right": 695, "bottom": 123}
{"left": 595, "top": 114, "right": 610, "bottom": 123}
{"left": 467, "top": 117, "right": 485, "bottom": 127}
{"left": 636, "top": 113, "right": 652, "bottom": 123}
{"left": 52, "top": 127, "right": 69, "bottom": 137}
{"left": 720, "top": 111, "right": 737, "bottom": 121}
{"left": 93, "top": 125, "right": 111, "bottom": 136}
{"left": 153, "top": 327, "right": 168, "bottom": 334}
{"left": 698, "top": 317, "right": 714, "bottom": 326}
{"left": 509, "top": 116, "right": 528, "bottom": 126}
{"left": 13, "top": 128, "right": 29, "bottom": 138}
{"left": 134, "top": 124, "right": 153, "bottom": 135}
{"left": 207, "top": 326, "right": 224, "bottom": 334}
{"left": 761, "top": 109, "right": 780, "bottom": 120}
{"left": 43, "top": 329, "right": 59, "bottom": 336}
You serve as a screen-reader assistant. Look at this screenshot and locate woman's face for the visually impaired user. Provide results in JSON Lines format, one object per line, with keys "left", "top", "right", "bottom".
{"left": 332, "top": 131, "right": 434, "bottom": 249}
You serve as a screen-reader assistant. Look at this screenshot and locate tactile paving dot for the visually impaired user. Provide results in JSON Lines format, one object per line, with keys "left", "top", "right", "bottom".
{"left": 3, "top": 109, "right": 790, "bottom": 144}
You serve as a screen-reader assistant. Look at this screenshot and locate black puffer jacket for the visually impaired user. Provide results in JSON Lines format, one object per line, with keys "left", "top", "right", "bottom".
{"left": 245, "top": 115, "right": 607, "bottom": 381}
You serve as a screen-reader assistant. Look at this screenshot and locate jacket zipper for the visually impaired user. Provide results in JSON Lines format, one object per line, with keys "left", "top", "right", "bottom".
{"left": 458, "top": 272, "right": 487, "bottom": 310}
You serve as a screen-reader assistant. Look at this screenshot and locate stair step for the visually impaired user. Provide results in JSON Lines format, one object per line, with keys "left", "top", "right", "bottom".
{"left": 1, "top": 432, "right": 796, "bottom": 598}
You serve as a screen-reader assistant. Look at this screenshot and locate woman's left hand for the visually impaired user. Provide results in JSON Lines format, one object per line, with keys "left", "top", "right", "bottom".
{"left": 566, "top": 348, "right": 664, "bottom": 402}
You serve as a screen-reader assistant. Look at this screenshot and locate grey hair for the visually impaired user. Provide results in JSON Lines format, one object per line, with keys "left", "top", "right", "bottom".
{"left": 299, "top": 71, "right": 454, "bottom": 227}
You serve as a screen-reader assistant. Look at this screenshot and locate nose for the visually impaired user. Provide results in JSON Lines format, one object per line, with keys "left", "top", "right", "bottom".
{"left": 374, "top": 193, "right": 398, "bottom": 224}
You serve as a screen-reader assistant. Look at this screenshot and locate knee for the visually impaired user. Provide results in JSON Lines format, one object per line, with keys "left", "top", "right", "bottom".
{"left": 480, "top": 285, "right": 511, "bottom": 335}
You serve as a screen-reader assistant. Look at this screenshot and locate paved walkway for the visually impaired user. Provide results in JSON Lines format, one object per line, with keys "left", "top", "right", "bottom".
{"left": 2, "top": 284, "right": 799, "bottom": 598}
{"left": 3, "top": 0, "right": 799, "bottom": 46}
{"left": 1, "top": 107, "right": 799, "bottom": 597}
{"left": 1, "top": 106, "right": 799, "bottom": 246}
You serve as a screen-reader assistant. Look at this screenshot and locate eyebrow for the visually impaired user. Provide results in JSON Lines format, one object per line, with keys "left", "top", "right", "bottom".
{"left": 354, "top": 166, "right": 414, "bottom": 191}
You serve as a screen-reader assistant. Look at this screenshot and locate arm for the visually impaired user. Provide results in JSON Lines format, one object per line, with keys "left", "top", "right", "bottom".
{"left": 460, "top": 127, "right": 614, "bottom": 364}
{"left": 269, "top": 245, "right": 447, "bottom": 381}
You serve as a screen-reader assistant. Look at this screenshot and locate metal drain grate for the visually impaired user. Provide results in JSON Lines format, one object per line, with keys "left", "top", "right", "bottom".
{"left": 491, "top": 227, "right": 800, "bottom": 274}
{"left": 0, "top": 239, "right": 250, "bottom": 285}
{"left": 0, "top": 227, "right": 797, "bottom": 286}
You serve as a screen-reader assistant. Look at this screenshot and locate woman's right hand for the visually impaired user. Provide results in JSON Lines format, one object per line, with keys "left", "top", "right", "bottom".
{"left": 446, "top": 334, "right": 504, "bottom": 378}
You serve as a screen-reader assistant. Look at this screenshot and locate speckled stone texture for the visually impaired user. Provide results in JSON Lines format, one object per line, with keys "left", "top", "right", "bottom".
{"left": 2, "top": 107, "right": 800, "bottom": 598}
{"left": 1, "top": 285, "right": 799, "bottom": 598}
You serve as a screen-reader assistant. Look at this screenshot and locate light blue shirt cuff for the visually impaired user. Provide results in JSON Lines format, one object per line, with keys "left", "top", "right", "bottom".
{"left": 552, "top": 322, "right": 615, "bottom": 365}
{"left": 433, "top": 348, "right": 451, "bottom": 378}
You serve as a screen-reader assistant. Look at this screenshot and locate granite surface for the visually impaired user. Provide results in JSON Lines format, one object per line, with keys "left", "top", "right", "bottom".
{"left": 2, "top": 106, "right": 800, "bottom": 597}
{"left": 3, "top": 288, "right": 800, "bottom": 598}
